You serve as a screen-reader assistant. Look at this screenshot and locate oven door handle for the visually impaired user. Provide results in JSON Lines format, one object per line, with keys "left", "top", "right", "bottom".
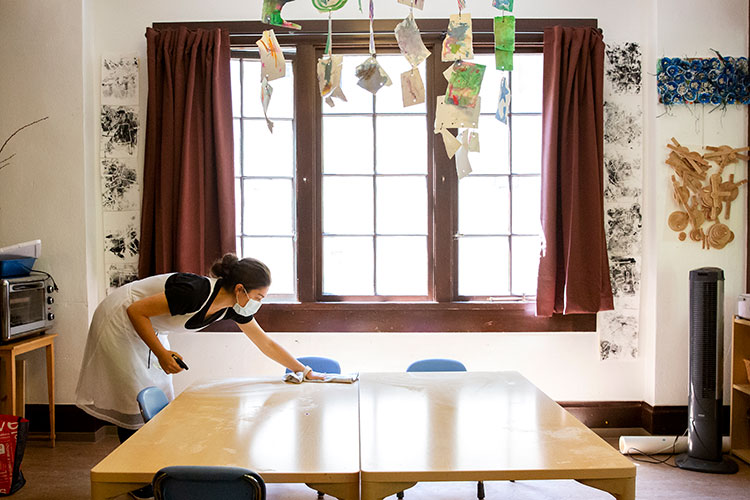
{"left": 10, "top": 283, "right": 44, "bottom": 291}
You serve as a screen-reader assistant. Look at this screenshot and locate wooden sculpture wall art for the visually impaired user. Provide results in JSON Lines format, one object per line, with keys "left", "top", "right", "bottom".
{"left": 665, "top": 138, "right": 747, "bottom": 249}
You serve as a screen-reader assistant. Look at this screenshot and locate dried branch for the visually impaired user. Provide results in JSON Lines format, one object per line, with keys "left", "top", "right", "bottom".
{"left": 0, "top": 116, "right": 49, "bottom": 167}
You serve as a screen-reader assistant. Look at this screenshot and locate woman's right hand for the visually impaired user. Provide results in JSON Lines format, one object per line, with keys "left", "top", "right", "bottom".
{"left": 157, "top": 350, "right": 185, "bottom": 374}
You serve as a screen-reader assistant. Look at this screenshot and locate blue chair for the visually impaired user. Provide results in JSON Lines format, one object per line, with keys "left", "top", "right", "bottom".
{"left": 152, "top": 465, "right": 265, "bottom": 500}
{"left": 404, "top": 359, "right": 486, "bottom": 499}
{"left": 136, "top": 386, "right": 169, "bottom": 423}
{"left": 285, "top": 356, "right": 341, "bottom": 374}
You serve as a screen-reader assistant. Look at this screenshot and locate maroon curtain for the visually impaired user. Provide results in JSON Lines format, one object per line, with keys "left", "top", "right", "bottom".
{"left": 536, "top": 26, "right": 614, "bottom": 316}
{"left": 139, "top": 27, "right": 235, "bottom": 277}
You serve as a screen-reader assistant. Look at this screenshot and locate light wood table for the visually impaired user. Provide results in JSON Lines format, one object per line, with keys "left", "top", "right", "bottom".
{"left": 0, "top": 333, "right": 55, "bottom": 447}
{"left": 359, "top": 371, "right": 636, "bottom": 500}
{"left": 90, "top": 378, "right": 360, "bottom": 500}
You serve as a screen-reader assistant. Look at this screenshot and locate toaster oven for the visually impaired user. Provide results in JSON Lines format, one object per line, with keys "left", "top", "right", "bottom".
{"left": 1, "top": 274, "right": 55, "bottom": 342}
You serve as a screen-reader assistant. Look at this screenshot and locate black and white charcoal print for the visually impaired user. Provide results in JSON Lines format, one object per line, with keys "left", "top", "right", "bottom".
{"left": 106, "top": 263, "right": 138, "bottom": 294}
{"left": 603, "top": 101, "right": 642, "bottom": 147}
{"left": 101, "top": 105, "right": 139, "bottom": 157}
{"left": 101, "top": 158, "right": 139, "bottom": 211}
{"left": 605, "top": 42, "right": 642, "bottom": 95}
{"left": 609, "top": 257, "right": 639, "bottom": 298}
{"left": 605, "top": 204, "right": 642, "bottom": 257}
{"left": 101, "top": 55, "right": 138, "bottom": 105}
{"left": 599, "top": 311, "right": 639, "bottom": 360}
{"left": 604, "top": 153, "right": 642, "bottom": 202}
{"left": 104, "top": 212, "right": 140, "bottom": 261}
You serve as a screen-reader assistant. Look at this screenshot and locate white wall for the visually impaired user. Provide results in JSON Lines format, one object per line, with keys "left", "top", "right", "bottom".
{"left": 0, "top": 0, "right": 746, "bottom": 408}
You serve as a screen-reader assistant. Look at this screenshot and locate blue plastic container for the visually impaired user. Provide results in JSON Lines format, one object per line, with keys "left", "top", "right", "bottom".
{"left": 0, "top": 256, "right": 36, "bottom": 278}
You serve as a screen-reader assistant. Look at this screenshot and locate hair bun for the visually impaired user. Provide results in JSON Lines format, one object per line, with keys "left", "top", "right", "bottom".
{"left": 210, "top": 253, "right": 239, "bottom": 279}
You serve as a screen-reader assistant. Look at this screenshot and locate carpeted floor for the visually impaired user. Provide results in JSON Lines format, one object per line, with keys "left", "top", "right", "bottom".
{"left": 9, "top": 429, "right": 750, "bottom": 499}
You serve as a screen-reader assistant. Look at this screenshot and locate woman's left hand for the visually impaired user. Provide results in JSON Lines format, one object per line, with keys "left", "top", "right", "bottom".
{"left": 305, "top": 370, "right": 325, "bottom": 381}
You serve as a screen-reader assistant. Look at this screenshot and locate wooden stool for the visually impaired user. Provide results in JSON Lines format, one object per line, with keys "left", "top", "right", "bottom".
{"left": 0, "top": 333, "right": 56, "bottom": 447}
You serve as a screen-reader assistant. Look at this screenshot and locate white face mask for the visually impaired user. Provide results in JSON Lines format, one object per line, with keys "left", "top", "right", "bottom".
{"left": 233, "top": 287, "right": 262, "bottom": 317}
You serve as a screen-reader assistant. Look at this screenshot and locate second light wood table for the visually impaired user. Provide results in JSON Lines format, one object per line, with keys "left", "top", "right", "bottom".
{"left": 90, "top": 377, "right": 360, "bottom": 500}
{"left": 359, "top": 371, "right": 636, "bottom": 500}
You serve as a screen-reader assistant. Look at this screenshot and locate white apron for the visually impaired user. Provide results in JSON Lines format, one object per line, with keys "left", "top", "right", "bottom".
{"left": 75, "top": 274, "right": 219, "bottom": 429}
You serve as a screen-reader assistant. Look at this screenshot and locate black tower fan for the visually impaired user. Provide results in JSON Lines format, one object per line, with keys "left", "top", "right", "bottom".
{"left": 675, "top": 267, "right": 738, "bottom": 473}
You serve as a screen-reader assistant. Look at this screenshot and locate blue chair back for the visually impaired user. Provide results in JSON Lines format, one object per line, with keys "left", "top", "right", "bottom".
{"left": 136, "top": 386, "right": 169, "bottom": 423}
{"left": 285, "top": 356, "right": 341, "bottom": 374}
{"left": 153, "top": 465, "right": 265, "bottom": 500}
{"left": 407, "top": 358, "right": 467, "bottom": 372}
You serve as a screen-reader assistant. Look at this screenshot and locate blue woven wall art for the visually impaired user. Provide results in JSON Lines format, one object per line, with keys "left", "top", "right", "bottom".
{"left": 656, "top": 56, "right": 749, "bottom": 106}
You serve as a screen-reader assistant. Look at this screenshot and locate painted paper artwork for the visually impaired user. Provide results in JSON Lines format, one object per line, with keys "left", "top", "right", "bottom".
{"left": 101, "top": 105, "right": 139, "bottom": 157}
{"left": 106, "top": 263, "right": 138, "bottom": 294}
{"left": 495, "top": 76, "right": 510, "bottom": 123}
{"left": 605, "top": 42, "right": 642, "bottom": 95}
{"left": 598, "top": 310, "right": 639, "bottom": 361}
{"left": 446, "top": 61, "right": 486, "bottom": 108}
{"left": 397, "top": 0, "right": 424, "bottom": 9}
{"left": 395, "top": 15, "right": 431, "bottom": 68}
{"left": 495, "top": 48, "right": 513, "bottom": 71}
{"left": 355, "top": 56, "right": 392, "bottom": 95}
{"left": 492, "top": 0, "right": 514, "bottom": 11}
{"left": 101, "top": 55, "right": 138, "bottom": 105}
{"left": 468, "top": 131, "right": 480, "bottom": 152}
{"left": 311, "top": 0, "right": 348, "bottom": 12}
{"left": 434, "top": 95, "right": 481, "bottom": 131}
{"left": 101, "top": 158, "right": 139, "bottom": 211}
{"left": 493, "top": 16, "right": 515, "bottom": 52}
{"left": 442, "top": 14, "right": 473, "bottom": 62}
{"left": 104, "top": 212, "right": 140, "bottom": 262}
{"left": 657, "top": 56, "right": 750, "bottom": 106}
{"left": 261, "top": 0, "right": 301, "bottom": 30}
{"left": 317, "top": 55, "right": 347, "bottom": 107}
{"left": 441, "top": 129, "right": 462, "bottom": 159}
{"left": 401, "top": 68, "right": 426, "bottom": 107}
{"left": 257, "top": 30, "right": 286, "bottom": 82}
{"left": 260, "top": 77, "right": 274, "bottom": 132}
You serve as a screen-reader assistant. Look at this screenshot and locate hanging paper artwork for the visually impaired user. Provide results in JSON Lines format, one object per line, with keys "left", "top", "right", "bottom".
{"left": 455, "top": 130, "right": 473, "bottom": 179}
{"left": 656, "top": 56, "right": 750, "bottom": 106}
{"left": 434, "top": 95, "right": 481, "bottom": 131}
{"left": 442, "top": 14, "right": 474, "bottom": 62}
{"left": 317, "top": 55, "right": 347, "bottom": 107}
{"left": 495, "top": 76, "right": 510, "bottom": 123}
{"left": 401, "top": 68, "right": 426, "bottom": 107}
{"left": 257, "top": 30, "right": 286, "bottom": 81}
{"left": 494, "top": 15, "right": 515, "bottom": 70}
{"left": 395, "top": 15, "right": 431, "bottom": 67}
{"left": 311, "top": 0, "right": 348, "bottom": 11}
{"left": 446, "top": 61, "right": 486, "bottom": 108}
{"left": 397, "top": 0, "right": 425, "bottom": 9}
{"left": 468, "top": 131, "right": 480, "bottom": 152}
{"left": 355, "top": 56, "right": 392, "bottom": 95}
{"left": 441, "top": 129, "right": 462, "bottom": 159}
{"left": 492, "top": 0, "right": 514, "bottom": 11}
{"left": 262, "top": 0, "right": 301, "bottom": 30}
{"left": 260, "top": 76, "right": 274, "bottom": 132}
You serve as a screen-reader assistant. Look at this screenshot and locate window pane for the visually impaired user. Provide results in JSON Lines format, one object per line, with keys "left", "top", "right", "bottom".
{"left": 458, "top": 176, "right": 510, "bottom": 235}
{"left": 323, "top": 176, "right": 374, "bottom": 234}
{"left": 235, "top": 178, "right": 242, "bottom": 237}
{"left": 242, "top": 236, "right": 295, "bottom": 295}
{"left": 375, "top": 116, "right": 427, "bottom": 174}
{"left": 375, "top": 55, "right": 427, "bottom": 114}
{"left": 323, "top": 54, "right": 373, "bottom": 115}
{"left": 511, "top": 236, "right": 540, "bottom": 296}
{"left": 242, "top": 60, "right": 294, "bottom": 118}
{"left": 323, "top": 236, "right": 374, "bottom": 295}
{"left": 472, "top": 116, "right": 510, "bottom": 175}
{"left": 243, "top": 120, "right": 294, "bottom": 177}
{"left": 322, "top": 116, "right": 374, "bottom": 174}
{"left": 242, "top": 179, "right": 294, "bottom": 236}
{"left": 458, "top": 236, "right": 510, "bottom": 296}
{"left": 511, "top": 176, "right": 541, "bottom": 235}
{"left": 231, "top": 59, "right": 241, "bottom": 117}
{"left": 510, "top": 54, "right": 543, "bottom": 114}
{"left": 511, "top": 115, "right": 542, "bottom": 174}
{"left": 376, "top": 176, "right": 427, "bottom": 235}
{"left": 233, "top": 118, "right": 241, "bottom": 177}
{"left": 376, "top": 236, "right": 427, "bottom": 295}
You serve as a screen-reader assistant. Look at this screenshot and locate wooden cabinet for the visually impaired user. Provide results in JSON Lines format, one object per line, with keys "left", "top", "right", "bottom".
{"left": 731, "top": 316, "right": 750, "bottom": 464}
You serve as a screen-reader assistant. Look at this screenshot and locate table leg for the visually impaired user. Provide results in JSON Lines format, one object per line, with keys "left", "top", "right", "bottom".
{"left": 306, "top": 481, "right": 360, "bottom": 500}
{"left": 0, "top": 353, "right": 18, "bottom": 417}
{"left": 577, "top": 476, "right": 636, "bottom": 500}
{"left": 91, "top": 481, "right": 148, "bottom": 500}
{"left": 361, "top": 481, "right": 416, "bottom": 500}
{"left": 45, "top": 343, "right": 55, "bottom": 447}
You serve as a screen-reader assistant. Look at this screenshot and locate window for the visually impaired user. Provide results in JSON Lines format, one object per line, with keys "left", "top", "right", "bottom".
{"left": 201, "top": 18, "right": 598, "bottom": 331}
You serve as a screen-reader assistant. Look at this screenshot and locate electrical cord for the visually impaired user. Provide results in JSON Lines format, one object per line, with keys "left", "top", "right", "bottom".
{"left": 29, "top": 269, "right": 59, "bottom": 291}
{"left": 625, "top": 428, "right": 688, "bottom": 468}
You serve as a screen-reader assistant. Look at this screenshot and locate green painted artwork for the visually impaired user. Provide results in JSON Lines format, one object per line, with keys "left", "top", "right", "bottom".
{"left": 445, "top": 61, "right": 486, "bottom": 108}
{"left": 495, "top": 49, "right": 513, "bottom": 71}
{"left": 494, "top": 15, "right": 515, "bottom": 52}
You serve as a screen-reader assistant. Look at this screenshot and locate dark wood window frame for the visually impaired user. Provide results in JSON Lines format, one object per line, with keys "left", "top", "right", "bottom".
{"left": 154, "top": 18, "right": 599, "bottom": 332}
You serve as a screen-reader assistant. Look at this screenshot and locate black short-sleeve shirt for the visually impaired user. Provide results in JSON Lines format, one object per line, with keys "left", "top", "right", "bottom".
{"left": 164, "top": 273, "right": 255, "bottom": 329}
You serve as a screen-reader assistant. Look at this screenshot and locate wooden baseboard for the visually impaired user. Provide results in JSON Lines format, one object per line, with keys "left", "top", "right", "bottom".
{"left": 23, "top": 401, "right": 731, "bottom": 440}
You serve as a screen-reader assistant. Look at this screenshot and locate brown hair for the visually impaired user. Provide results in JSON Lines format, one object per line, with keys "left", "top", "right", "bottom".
{"left": 210, "top": 253, "right": 271, "bottom": 292}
